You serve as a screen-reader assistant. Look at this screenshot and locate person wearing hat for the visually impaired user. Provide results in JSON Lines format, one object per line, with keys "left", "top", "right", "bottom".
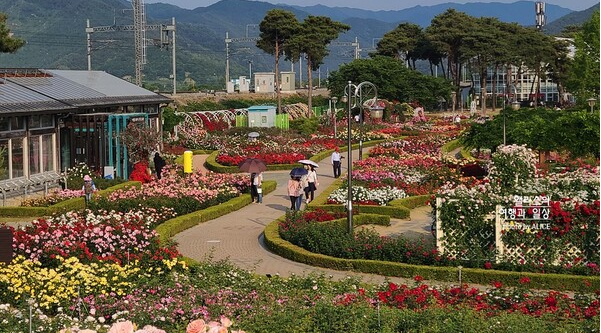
{"left": 331, "top": 147, "right": 342, "bottom": 178}
{"left": 82, "top": 175, "right": 96, "bottom": 205}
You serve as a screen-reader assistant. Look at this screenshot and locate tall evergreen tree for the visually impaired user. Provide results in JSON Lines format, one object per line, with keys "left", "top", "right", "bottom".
{"left": 0, "top": 13, "right": 24, "bottom": 53}
{"left": 286, "top": 16, "right": 349, "bottom": 113}
{"left": 567, "top": 10, "right": 600, "bottom": 107}
{"left": 256, "top": 9, "right": 300, "bottom": 113}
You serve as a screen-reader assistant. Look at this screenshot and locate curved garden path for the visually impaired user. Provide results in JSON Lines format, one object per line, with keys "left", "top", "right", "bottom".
{"left": 176, "top": 150, "right": 436, "bottom": 286}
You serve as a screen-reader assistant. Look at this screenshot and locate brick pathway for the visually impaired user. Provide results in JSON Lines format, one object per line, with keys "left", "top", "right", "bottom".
{"left": 174, "top": 149, "right": 436, "bottom": 286}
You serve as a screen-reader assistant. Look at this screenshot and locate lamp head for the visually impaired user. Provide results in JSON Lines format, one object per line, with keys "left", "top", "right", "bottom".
{"left": 511, "top": 101, "right": 520, "bottom": 111}
{"left": 331, "top": 96, "right": 338, "bottom": 103}
{"left": 341, "top": 95, "right": 348, "bottom": 103}
{"left": 587, "top": 97, "right": 596, "bottom": 107}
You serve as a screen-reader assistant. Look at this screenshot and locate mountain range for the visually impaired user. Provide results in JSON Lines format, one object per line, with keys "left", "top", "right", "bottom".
{"left": 0, "top": 0, "right": 596, "bottom": 90}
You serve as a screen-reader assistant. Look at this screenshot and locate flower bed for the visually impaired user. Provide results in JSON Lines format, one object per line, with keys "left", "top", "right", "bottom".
{"left": 435, "top": 145, "right": 600, "bottom": 274}
{"left": 93, "top": 166, "right": 249, "bottom": 217}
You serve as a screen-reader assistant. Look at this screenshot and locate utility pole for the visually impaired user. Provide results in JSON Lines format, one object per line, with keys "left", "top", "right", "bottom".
{"left": 162, "top": 17, "right": 176, "bottom": 95}
{"left": 86, "top": 14, "right": 175, "bottom": 87}
{"left": 132, "top": 0, "right": 147, "bottom": 86}
{"left": 86, "top": 20, "right": 93, "bottom": 70}
{"left": 225, "top": 32, "right": 231, "bottom": 88}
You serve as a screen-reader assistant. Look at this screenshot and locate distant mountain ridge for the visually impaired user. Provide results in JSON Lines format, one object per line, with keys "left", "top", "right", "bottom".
{"left": 289, "top": 1, "right": 573, "bottom": 27}
{"left": 0, "top": 0, "right": 595, "bottom": 89}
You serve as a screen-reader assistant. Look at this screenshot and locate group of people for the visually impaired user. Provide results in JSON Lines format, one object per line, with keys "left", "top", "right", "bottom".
{"left": 287, "top": 164, "right": 319, "bottom": 210}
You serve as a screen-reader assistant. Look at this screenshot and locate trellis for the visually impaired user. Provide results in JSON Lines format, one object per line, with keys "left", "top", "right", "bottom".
{"left": 435, "top": 197, "right": 600, "bottom": 265}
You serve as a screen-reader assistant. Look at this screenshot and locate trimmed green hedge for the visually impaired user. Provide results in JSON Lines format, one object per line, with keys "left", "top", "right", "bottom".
{"left": 0, "top": 181, "right": 142, "bottom": 217}
{"left": 0, "top": 206, "right": 48, "bottom": 217}
{"left": 155, "top": 180, "right": 277, "bottom": 245}
{"left": 263, "top": 218, "right": 599, "bottom": 293}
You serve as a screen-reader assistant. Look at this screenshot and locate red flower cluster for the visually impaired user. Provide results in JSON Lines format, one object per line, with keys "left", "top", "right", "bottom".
{"left": 217, "top": 152, "right": 306, "bottom": 166}
{"left": 373, "top": 281, "right": 600, "bottom": 320}
{"left": 130, "top": 161, "right": 152, "bottom": 183}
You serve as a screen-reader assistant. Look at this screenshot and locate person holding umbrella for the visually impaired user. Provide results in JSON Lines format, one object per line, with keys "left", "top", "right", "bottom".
{"left": 287, "top": 175, "right": 302, "bottom": 210}
{"left": 251, "top": 171, "right": 263, "bottom": 203}
{"left": 305, "top": 165, "right": 318, "bottom": 204}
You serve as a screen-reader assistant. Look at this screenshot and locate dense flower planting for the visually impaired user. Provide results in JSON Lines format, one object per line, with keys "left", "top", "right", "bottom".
{"left": 130, "top": 161, "right": 153, "bottom": 183}
{"left": 342, "top": 135, "right": 462, "bottom": 197}
{"left": 21, "top": 188, "right": 84, "bottom": 207}
{"left": 435, "top": 144, "right": 600, "bottom": 274}
{"left": 327, "top": 185, "right": 406, "bottom": 206}
{"left": 371, "top": 279, "right": 600, "bottom": 319}
{"left": 95, "top": 166, "right": 249, "bottom": 217}
{"left": 10, "top": 209, "right": 178, "bottom": 266}
{"left": 2, "top": 257, "right": 596, "bottom": 332}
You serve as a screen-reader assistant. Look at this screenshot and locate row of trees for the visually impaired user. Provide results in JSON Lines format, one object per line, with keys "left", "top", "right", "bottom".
{"left": 371, "top": 9, "right": 591, "bottom": 112}
{"left": 461, "top": 108, "right": 599, "bottom": 159}
{"left": 256, "top": 9, "right": 349, "bottom": 114}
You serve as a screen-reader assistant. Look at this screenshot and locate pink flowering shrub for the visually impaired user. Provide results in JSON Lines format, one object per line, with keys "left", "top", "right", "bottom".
{"left": 10, "top": 208, "right": 179, "bottom": 266}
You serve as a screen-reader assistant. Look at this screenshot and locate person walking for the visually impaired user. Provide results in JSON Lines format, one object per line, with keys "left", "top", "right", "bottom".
{"left": 305, "top": 165, "right": 318, "bottom": 204}
{"left": 250, "top": 173, "right": 258, "bottom": 203}
{"left": 331, "top": 147, "right": 342, "bottom": 178}
{"left": 153, "top": 152, "right": 166, "bottom": 180}
{"left": 82, "top": 175, "right": 96, "bottom": 206}
{"left": 287, "top": 176, "right": 302, "bottom": 210}
{"left": 253, "top": 172, "right": 263, "bottom": 203}
{"left": 298, "top": 168, "right": 309, "bottom": 209}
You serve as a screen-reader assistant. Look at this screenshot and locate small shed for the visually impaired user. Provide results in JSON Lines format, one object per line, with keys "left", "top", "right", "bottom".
{"left": 280, "top": 72, "right": 295, "bottom": 92}
{"left": 248, "top": 105, "right": 276, "bottom": 127}
{"left": 254, "top": 72, "right": 274, "bottom": 93}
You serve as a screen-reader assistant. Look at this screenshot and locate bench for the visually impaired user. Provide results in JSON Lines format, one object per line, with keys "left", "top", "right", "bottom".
{"left": 29, "top": 171, "right": 65, "bottom": 195}
{"left": 0, "top": 177, "right": 33, "bottom": 206}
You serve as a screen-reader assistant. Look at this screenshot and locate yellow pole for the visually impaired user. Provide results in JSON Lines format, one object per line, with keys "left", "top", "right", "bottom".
{"left": 183, "top": 150, "right": 193, "bottom": 173}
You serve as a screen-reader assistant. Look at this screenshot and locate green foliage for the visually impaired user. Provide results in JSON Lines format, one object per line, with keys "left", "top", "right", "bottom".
{"left": 289, "top": 117, "right": 320, "bottom": 136}
{"left": 327, "top": 56, "right": 452, "bottom": 110}
{"left": 567, "top": 10, "right": 600, "bottom": 106}
{"left": 161, "top": 107, "right": 184, "bottom": 134}
{"left": 0, "top": 13, "right": 24, "bottom": 53}
{"left": 461, "top": 108, "right": 600, "bottom": 158}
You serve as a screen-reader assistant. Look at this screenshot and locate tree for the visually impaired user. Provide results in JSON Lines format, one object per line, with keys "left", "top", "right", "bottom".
{"left": 286, "top": 16, "right": 349, "bottom": 113}
{"left": 327, "top": 56, "right": 452, "bottom": 110}
{"left": 461, "top": 17, "right": 512, "bottom": 114}
{"left": 566, "top": 10, "right": 600, "bottom": 107}
{"left": 425, "top": 9, "right": 476, "bottom": 88}
{"left": 0, "top": 13, "right": 24, "bottom": 53}
{"left": 375, "top": 23, "right": 422, "bottom": 69}
{"left": 256, "top": 9, "right": 300, "bottom": 114}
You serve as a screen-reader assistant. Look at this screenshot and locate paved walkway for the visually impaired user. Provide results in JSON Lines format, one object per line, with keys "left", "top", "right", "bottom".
{"left": 175, "top": 149, "right": 435, "bottom": 286}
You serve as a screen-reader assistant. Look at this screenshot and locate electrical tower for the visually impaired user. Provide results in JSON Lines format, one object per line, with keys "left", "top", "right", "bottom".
{"left": 85, "top": 3, "right": 176, "bottom": 90}
{"left": 535, "top": 2, "right": 546, "bottom": 31}
{"left": 132, "top": 0, "right": 147, "bottom": 86}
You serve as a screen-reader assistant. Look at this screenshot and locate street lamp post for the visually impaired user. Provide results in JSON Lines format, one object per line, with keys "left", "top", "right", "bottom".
{"left": 587, "top": 97, "right": 596, "bottom": 113}
{"left": 345, "top": 81, "right": 353, "bottom": 234}
{"left": 343, "top": 80, "right": 380, "bottom": 234}
{"left": 331, "top": 96, "right": 338, "bottom": 140}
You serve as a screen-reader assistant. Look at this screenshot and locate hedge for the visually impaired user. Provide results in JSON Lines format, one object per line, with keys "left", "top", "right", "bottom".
{"left": 263, "top": 217, "right": 599, "bottom": 293}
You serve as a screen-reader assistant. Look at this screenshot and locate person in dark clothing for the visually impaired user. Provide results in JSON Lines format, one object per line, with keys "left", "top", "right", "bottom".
{"left": 153, "top": 152, "right": 166, "bottom": 179}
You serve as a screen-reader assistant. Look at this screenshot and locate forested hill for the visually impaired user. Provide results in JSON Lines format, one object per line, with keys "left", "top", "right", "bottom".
{"left": 0, "top": 0, "right": 594, "bottom": 90}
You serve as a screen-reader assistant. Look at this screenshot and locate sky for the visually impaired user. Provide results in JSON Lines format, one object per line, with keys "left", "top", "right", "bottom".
{"left": 144, "top": 0, "right": 600, "bottom": 12}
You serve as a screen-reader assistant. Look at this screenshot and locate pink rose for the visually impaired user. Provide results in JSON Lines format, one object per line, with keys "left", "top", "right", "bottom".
{"left": 186, "top": 319, "right": 207, "bottom": 333}
{"left": 220, "top": 316, "right": 232, "bottom": 328}
{"left": 108, "top": 321, "right": 135, "bottom": 333}
{"left": 136, "top": 326, "right": 166, "bottom": 333}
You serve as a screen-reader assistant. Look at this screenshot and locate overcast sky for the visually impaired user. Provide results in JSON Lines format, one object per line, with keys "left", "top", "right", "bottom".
{"left": 144, "top": 0, "right": 600, "bottom": 11}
